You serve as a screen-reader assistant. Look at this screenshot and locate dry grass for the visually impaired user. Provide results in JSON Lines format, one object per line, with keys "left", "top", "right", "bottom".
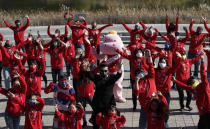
{"left": 0, "top": 5, "right": 209, "bottom": 26}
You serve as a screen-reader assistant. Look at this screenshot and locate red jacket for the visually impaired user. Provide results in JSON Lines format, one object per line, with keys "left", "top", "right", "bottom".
{"left": 204, "top": 49, "right": 210, "bottom": 72}
{"left": 14, "top": 96, "right": 45, "bottom": 129}
{"left": 96, "top": 113, "right": 126, "bottom": 129}
{"left": 79, "top": 23, "right": 113, "bottom": 48}
{"left": 174, "top": 62, "right": 210, "bottom": 115}
{"left": 189, "top": 21, "right": 206, "bottom": 54}
{"left": 47, "top": 47, "right": 64, "bottom": 69}
{"left": 0, "top": 76, "right": 26, "bottom": 116}
{"left": 4, "top": 18, "right": 30, "bottom": 43}
{"left": 63, "top": 40, "right": 75, "bottom": 59}
{"left": 56, "top": 107, "right": 84, "bottom": 129}
{"left": 47, "top": 24, "right": 68, "bottom": 41}
{"left": 175, "top": 55, "right": 201, "bottom": 83}
{"left": 65, "top": 56, "right": 81, "bottom": 79}
{"left": 21, "top": 58, "right": 46, "bottom": 96}
{"left": 176, "top": 30, "right": 189, "bottom": 54}
{"left": 0, "top": 33, "right": 3, "bottom": 61}
{"left": 145, "top": 94, "right": 168, "bottom": 129}
{"left": 67, "top": 19, "right": 87, "bottom": 45}
{"left": 116, "top": 49, "right": 146, "bottom": 80}
{"left": 155, "top": 64, "right": 179, "bottom": 94}
{"left": 77, "top": 81, "right": 94, "bottom": 98}
{"left": 134, "top": 63, "right": 157, "bottom": 108}
{"left": 122, "top": 22, "right": 143, "bottom": 45}
{"left": 83, "top": 37, "right": 96, "bottom": 65}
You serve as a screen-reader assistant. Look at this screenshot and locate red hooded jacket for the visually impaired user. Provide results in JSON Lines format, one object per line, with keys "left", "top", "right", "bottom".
{"left": 47, "top": 24, "right": 68, "bottom": 41}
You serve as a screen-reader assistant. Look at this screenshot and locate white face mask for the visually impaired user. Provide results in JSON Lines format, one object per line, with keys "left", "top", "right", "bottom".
{"left": 136, "top": 52, "right": 143, "bottom": 58}
{"left": 137, "top": 71, "right": 147, "bottom": 79}
{"left": 55, "top": 33, "right": 59, "bottom": 37}
{"left": 159, "top": 63, "right": 166, "bottom": 69}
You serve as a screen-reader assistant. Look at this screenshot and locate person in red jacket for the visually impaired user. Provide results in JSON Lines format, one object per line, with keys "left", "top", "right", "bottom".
{"left": 13, "top": 92, "right": 45, "bottom": 129}
{"left": 188, "top": 19, "right": 207, "bottom": 77}
{"left": 122, "top": 22, "right": 145, "bottom": 45}
{"left": 0, "top": 33, "right": 3, "bottom": 87}
{"left": 165, "top": 13, "right": 179, "bottom": 34}
{"left": 203, "top": 47, "right": 210, "bottom": 84}
{"left": 96, "top": 106, "right": 126, "bottom": 129}
{"left": 47, "top": 24, "right": 68, "bottom": 41}
{"left": 3, "top": 15, "right": 30, "bottom": 52}
{"left": 133, "top": 49, "right": 157, "bottom": 129}
{"left": 173, "top": 55, "right": 210, "bottom": 129}
{"left": 67, "top": 16, "right": 87, "bottom": 49}
{"left": 175, "top": 51, "right": 202, "bottom": 111}
{"left": 55, "top": 103, "right": 84, "bottom": 129}
{"left": 44, "top": 74, "right": 76, "bottom": 129}
{"left": 0, "top": 73, "right": 26, "bottom": 129}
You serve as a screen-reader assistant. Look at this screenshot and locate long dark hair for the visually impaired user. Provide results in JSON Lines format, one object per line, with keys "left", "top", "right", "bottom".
{"left": 148, "top": 98, "right": 168, "bottom": 118}
{"left": 77, "top": 60, "right": 91, "bottom": 86}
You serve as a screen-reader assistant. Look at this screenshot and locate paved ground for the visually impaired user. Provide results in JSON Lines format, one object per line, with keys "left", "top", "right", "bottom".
{"left": 0, "top": 24, "right": 205, "bottom": 129}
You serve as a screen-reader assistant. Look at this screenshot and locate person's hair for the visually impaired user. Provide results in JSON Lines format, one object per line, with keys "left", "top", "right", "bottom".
{"left": 11, "top": 77, "right": 19, "bottom": 86}
{"left": 148, "top": 98, "right": 165, "bottom": 117}
{"left": 105, "top": 105, "right": 120, "bottom": 116}
{"left": 157, "top": 57, "right": 169, "bottom": 70}
{"left": 50, "top": 39, "right": 61, "bottom": 49}
{"left": 78, "top": 61, "right": 91, "bottom": 86}
{"left": 167, "top": 22, "right": 175, "bottom": 34}
{"left": 55, "top": 29, "right": 60, "bottom": 33}
{"left": 29, "top": 92, "right": 39, "bottom": 99}
{"left": 99, "top": 63, "right": 108, "bottom": 70}
{"left": 15, "top": 19, "right": 21, "bottom": 24}
{"left": 187, "top": 76, "right": 196, "bottom": 85}
{"left": 134, "top": 48, "right": 144, "bottom": 56}
{"left": 135, "top": 68, "right": 144, "bottom": 76}
{"left": 59, "top": 74, "right": 67, "bottom": 80}
{"left": 197, "top": 26, "right": 203, "bottom": 31}
{"left": 175, "top": 32, "right": 180, "bottom": 36}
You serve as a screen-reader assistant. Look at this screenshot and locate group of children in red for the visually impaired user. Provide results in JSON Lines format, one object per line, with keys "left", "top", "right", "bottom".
{"left": 0, "top": 12, "right": 209, "bottom": 129}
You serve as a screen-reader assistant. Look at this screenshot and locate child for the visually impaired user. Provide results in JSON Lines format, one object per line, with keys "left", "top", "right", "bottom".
{"left": 96, "top": 106, "right": 126, "bottom": 129}
{"left": 13, "top": 93, "right": 45, "bottom": 129}
{"left": 55, "top": 103, "right": 84, "bottom": 129}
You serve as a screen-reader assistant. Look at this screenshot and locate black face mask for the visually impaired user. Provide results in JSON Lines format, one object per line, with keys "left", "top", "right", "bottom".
{"left": 196, "top": 31, "right": 201, "bottom": 35}
{"left": 4, "top": 43, "right": 12, "bottom": 48}
{"left": 100, "top": 71, "right": 109, "bottom": 79}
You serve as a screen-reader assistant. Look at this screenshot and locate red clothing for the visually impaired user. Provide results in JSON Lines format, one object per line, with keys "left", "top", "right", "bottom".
{"left": 134, "top": 63, "right": 157, "bottom": 108}
{"left": 143, "top": 30, "right": 158, "bottom": 53}
{"left": 67, "top": 19, "right": 87, "bottom": 45}
{"left": 83, "top": 37, "right": 96, "bottom": 65}
{"left": 79, "top": 23, "right": 113, "bottom": 48}
{"left": 65, "top": 56, "right": 81, "bottom": 79}
{"left": 96, "top": 113, "right": 126, "bottom": 129}
{"left": 175, "top": 55, "right": 201, "bottom": 83}
{"left": 19, "top": 40, "right": 39, "bottom": 60}
{"left": 47, "top": 47, "right": 64, "bottom": 69}
{"left": 121, "top": 22, "right": 143, "bottom": 45}
{"left": 204, "top": 20, "right": 210, "bottom": 34}
{"left": 204, "top": 49, "right": 210, "bottom": 72}
{"left": 174, "top": 62, "right": 210, "bottom": 115}
{"left": 4, "top": 18, "right": 30, "bottom": 43}
{"left": 189, "top": 21, "right": 206, "bottom": 54}
{"left": 21, "top": 58, "right": 46, "bottom": 96}
{"left": 145, "top": 94, "right": 168, "bottom": 129}
{"left": 14, "top": 96, "right": 45, "bottom": 129}
{"left": 77, "top": 81, "right": 94, "bottom": 98}
{"left": 0, "top": 33, "right": 3, "bottom": 61}
{"left": 47, "top": 24, "right": 68, "bottom": 41}
{"left": 166, "top": 15, "right": 179, "bottom": 33}
{"left": 63, "top": 40, "right": 75, "bottom": 58}
{"left": 176, "top": 30, "right": 189, "bottom": 54}
{"left": 155, "top": 65, "right": 179, "bottom": 94}
{"left": 116, "top": 49, "right": 146, "bottom": 80}
{"left": 56, "top": 107, "right": 84, "bottom": 129}
{"left": 0, "top": 76, "right": 26, "bottom": 116}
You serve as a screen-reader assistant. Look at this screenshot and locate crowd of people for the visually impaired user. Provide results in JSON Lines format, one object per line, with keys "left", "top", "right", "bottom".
{"left": 0, "top": 13, "right": 209, "bottom": 129}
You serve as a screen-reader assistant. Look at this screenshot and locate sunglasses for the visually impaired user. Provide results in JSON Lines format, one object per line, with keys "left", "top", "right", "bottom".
{"left": 100, "top": 70, "right": 108, "bottom": 73}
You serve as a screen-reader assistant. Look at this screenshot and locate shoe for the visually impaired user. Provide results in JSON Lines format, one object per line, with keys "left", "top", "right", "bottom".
{"left": 89, "top": 117, "right": 94, "bottom": 125}
{"left": 133, "top": 106, "right": 136, "bottom": 111}
{"left": 165, "top": 122, "right": 169, "bottom": 129}
{"left": 82, "top": 121, "right": 87, "bottom": 128}
{"left": 179, "top": 107, "right": 184, "bottom": 111}
{"left": 116, "top": 98, "right": 126, "bottom": 103}
{"left": 186, "top": 106, "right": 193, "bottom": 111}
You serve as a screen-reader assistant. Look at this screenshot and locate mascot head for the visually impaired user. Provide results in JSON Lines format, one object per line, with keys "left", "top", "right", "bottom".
{"left": 100, "top": 30, "right": 124, "bottom": 55}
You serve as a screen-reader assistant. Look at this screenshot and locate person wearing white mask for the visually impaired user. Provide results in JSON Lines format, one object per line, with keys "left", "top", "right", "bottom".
{"left": 155, "top": 57, "right": 181, "bottom": 128}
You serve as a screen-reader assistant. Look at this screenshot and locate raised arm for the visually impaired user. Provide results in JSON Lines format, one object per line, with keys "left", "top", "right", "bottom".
{"left": 35, "top": 97, "right": 45, "bottom": 111}
{"left": 140, "top": 21, "right": 147, "bottom": 30}
{"left": 98, "top": 24, "right": 113, "bottom": 31}
{"left": 44, "top": 82, "right": 55, "bottom": 94}
{"left": 121, "top": 22, "right": 132, "bottom": 32}
{"left": 36, "top": 57, "right": 46, "bottom": 76}
{"left": 200, "top": 56, "right": 209, "bottom": 86}
{"left": 165, "top": 14, "right": 169, "bottom": 31}
{"left": 175, "top": 14, "right": 179, "bottom": 32}
{"left": 47, "top": 24, "right": 54, "bottom": 38}
{"left": 3, "top": 19, "right": 15, "bottom": 30}
{"left": 189, "top": 20, "right": 195, "bottom": 34}
{"left": 0, "top": 33, "right": 4, "bottom": 42}
{"left": 116, "top": 49, "right": 131, "bottom": 60}
{"left": 20, "top": 16, "right": 30, "bottom": 31}
{"left": 203, "top": 17, "right": 210, "bottom": 32}
{"left": 174, "top": 79, "right": 194, "bottom": 93}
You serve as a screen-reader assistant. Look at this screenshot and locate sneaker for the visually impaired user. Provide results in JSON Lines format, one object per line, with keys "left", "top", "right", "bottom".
{"left": 186, "top": 106, "right": 193, "bottom": 111}
{"left": 89, "top": 117, "right": 94, "bottom": 125}
{"left": 165, "top": 122, "right": 169, "bottom": 128}
{"left": 133, "top": 106, "right": 137, "bottom": 111}
{"left": 116, "top": 98, "right": 126, "bottom": 103}
{"left": 179, "top": 107, "right": 184, "bottom": 111}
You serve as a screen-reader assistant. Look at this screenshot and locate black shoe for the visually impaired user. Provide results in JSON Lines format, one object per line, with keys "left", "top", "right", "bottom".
{"left": 186, "top": 106, "right": 193, "bottom": 111}
{"left": 82, "top": 121, "right": 87, "bottom": 128}
{"left": 179, "top": 107, "right": 184, "bottom": 111}
{"left": 89, "top": 117, "right": 94, "bottom": 125}
{"left": 133, "top": 106, "right": 136, "bottom": 111}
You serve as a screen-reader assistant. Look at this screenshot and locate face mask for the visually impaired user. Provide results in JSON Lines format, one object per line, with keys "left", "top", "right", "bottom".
{"left": 29, "top": 100, "right": 37, "bottom": 105}
{"left": 159, "top": 63, "right": 166, "bottom": 69}
{"left": 5, "top": 43, "right": 12, "bottom": 48}
{"left": 60, "top": 81, "right": 68, "bottom": 87}
{"left": 55, "top": 33, "right": 59, "bottom": 37}
{"left": 100, "top": 70, "right": 109, "bottom": 78}
{"left": 136, "top": 52, "right": 143, "bottom": 58}
{"left": 182, "top": 55, "right": 187, "bottom": 60}
{"left": 192, "top": 81, "right": 199, "bottom": 89}
{"left": 29, "top": 65, "right": 37, "bottom": 73}
{"left": 69, "top": 108, "right": 76, "bottom": 114}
